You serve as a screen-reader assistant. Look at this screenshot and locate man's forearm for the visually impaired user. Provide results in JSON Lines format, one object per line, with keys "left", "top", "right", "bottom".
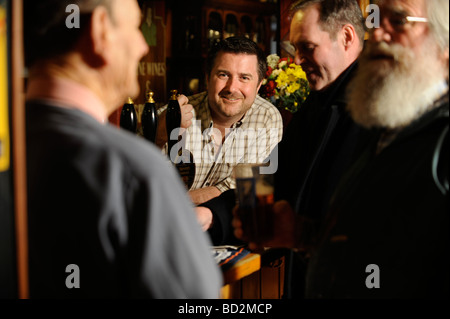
{"left": 189, "top": 186, "right": 222, "bottom": 205}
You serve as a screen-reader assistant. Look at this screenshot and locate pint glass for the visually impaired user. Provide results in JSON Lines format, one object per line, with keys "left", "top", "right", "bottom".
{"left": 233, "top": 164, "right": 274, "bottom": 243}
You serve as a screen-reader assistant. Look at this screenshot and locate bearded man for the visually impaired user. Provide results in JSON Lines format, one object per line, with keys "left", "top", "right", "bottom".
{"left": 233, "top": 0, "right": 449, "bottom": 299}
{"left": 306, "top": 0, "right": 449, "bottom": 298}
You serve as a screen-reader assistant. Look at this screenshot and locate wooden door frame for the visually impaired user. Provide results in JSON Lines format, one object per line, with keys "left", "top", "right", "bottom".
{"left": 12, "top": 0, "right": 28, "bottom": 299}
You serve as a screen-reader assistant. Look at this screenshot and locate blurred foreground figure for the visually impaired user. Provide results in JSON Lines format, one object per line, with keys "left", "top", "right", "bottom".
{"left": 24, "top": 0, "right": 222, "bottom": 298}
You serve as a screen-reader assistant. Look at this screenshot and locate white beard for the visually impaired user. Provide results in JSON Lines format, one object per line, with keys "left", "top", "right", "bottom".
{"left": 347, "top": 40, "right": 447, "bottom": 129}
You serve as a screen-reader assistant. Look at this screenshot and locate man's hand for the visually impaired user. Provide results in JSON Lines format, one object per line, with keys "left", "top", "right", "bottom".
{"left": 195, "top": 206, "right": 213, "bottom": 231}
{"left": 177, "top": 94, "right": 194, "bottom": 129}
{"left": 232, "top": 200, "right": 297, "bottom": 250}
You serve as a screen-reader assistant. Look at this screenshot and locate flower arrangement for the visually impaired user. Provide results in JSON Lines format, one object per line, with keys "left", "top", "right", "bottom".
{"left": 259, "top": 54, "right": 310, "bottom": 113}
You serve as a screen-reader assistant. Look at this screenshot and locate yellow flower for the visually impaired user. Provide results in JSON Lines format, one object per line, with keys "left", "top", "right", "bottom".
{"left": 289, "top": 63, "right": 307, "bottom": 80}
{"left": 260, "top": 54, "right": 310, "bottom": 113}
{"left": 276, "top": 71, "right": 289, "bottom": 88}
{"left": 287, "top": 82, "right": 301, "bottom": 94}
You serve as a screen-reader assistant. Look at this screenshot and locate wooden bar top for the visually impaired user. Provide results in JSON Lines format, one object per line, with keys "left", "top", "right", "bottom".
{"left": 220, "top": 249, "right": 286, "bottom": 299}
{"left": 222, "top": 253, "right": 261, "bottom": 285}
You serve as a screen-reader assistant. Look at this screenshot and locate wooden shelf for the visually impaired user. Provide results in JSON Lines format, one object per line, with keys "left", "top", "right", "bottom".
{"left": 167, "top": 0, "right": 279, "bottom": 96}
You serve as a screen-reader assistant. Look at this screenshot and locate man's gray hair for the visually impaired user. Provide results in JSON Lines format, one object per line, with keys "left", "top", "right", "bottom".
{"left": 290, "top": 0, "right": 365, "bottom": 48}
{"left": 426, "top": 0, "right": 449, "bottom": 54}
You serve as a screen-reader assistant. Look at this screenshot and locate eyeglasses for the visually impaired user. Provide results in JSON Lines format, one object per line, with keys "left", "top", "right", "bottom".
{"left": 368, "top": 10, "right": 428, "bottom": 33}
{"left": 389, "top": 15, "right": 428, "bottom": 28}
{"left": 379, "top": 11, "right": 428, "bottom": 32}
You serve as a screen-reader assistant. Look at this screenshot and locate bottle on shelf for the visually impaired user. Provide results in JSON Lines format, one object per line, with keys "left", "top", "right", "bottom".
{"left": 141, "top": 90, "right": 158, "bottom": 143}
{"left": 166, "top": 90, "right": 181, "bottom": 158}
{"left": 120, "top": 97, "right": 137, "bottom": 133}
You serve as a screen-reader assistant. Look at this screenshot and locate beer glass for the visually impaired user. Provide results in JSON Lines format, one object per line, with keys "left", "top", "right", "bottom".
{"left": 233, "top": 163, "right": 274, "bottom": 243}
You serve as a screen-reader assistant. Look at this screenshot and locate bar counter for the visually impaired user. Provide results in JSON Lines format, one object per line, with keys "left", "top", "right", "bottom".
{"left": 220, "top": 249, "right": 285, "bottom": 299}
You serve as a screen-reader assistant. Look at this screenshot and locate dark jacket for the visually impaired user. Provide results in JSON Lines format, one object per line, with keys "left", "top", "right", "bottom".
{"left": 306, "top": 93, "right": 449, "bottom": 298}
{"left": 275, "top": 60, "right": 364, "bottom": 223}
{"left": 276, "top": 61, "right": 368, "bottom": 299}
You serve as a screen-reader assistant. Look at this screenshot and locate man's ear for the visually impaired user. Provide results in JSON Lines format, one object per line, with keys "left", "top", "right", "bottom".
{"left": 256, "top": 80, "right": 263, "bottom": 93}
{"left": 341, "top": 23, "right": 357, "bottom": 50}
{"left": 88, "top": 6, "right": 114, "bottom": 65}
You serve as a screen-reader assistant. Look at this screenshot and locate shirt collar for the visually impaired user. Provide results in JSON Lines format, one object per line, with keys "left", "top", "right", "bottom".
{"left": 26, "top": 76, "right": 107, "bottom": 123}
{"left": 204, "top": 100, "right": 250, "bottom": 131}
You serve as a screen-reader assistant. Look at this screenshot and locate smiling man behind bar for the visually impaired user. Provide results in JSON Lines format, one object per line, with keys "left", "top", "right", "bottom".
{"left": 23, "top": 0, "right": 222, "bottom": 298}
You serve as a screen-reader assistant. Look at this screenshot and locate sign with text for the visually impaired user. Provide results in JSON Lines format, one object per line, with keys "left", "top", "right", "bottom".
{"left": 109, "top": 1, "right": 167, "bottom": 128}
{"left": 138, "top": 1, "right": 167, "bottom": 109}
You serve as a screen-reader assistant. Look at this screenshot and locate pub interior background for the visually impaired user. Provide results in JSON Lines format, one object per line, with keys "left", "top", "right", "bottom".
{"left": 0, "top": 0, "right": 370, "bottom": 299}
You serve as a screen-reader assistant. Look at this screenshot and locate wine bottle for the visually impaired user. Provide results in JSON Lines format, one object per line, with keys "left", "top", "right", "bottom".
{"left": 120, "top": 97, "right": 137, "bottom": 133}
{"left": 141, "top": 90, "right": 158, "bottom": 143}
{"left": 166, "top": 90, "right": 181, "bottom": 158}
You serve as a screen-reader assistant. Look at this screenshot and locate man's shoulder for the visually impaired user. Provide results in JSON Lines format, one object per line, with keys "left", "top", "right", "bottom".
{"left": 250, "top": 95, "right": 281, "bottom": 116}
{"left": 28, "top": 101, "right": 171, "bottom": 178}
{"left": 243, "top": 95, "right": 282, "bottom": 129}
{"left": 253, "top": 94, "right": 277, "bottom": 108}
{"left": 100, "top": 123, "right": 173, "bottom": 174}
{"left": 188, "top": 91, "right": 208, "bottom": 107}
{"left": 40, "top": 106, "right": 192, "bottom": 193}
{"left": 73, "top": 122, "right": 177, "bottom": 187}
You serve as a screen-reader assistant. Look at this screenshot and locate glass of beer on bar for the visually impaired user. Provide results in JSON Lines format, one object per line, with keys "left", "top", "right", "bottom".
{"left": 233, "top": 163, "right": 274, "bottom": 244}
